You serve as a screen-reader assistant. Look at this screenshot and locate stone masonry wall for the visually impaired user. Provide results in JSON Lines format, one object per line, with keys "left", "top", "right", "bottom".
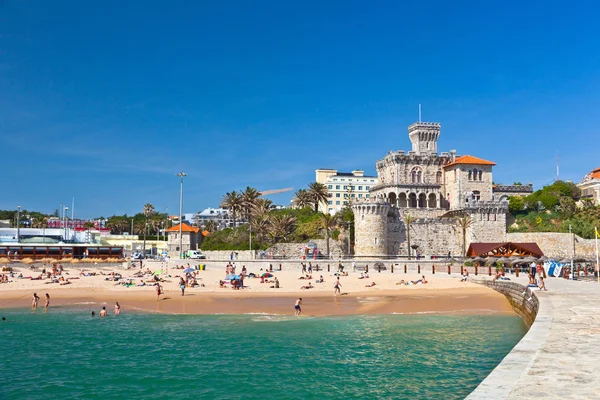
{"left": 507, "top": 232, "right": 596, "bottom": 258}
{"left": 477, "top": 280, "right": 539, "bottom": 328}
{"left": 353, "top": 202, "right": 389, "bottom": 257}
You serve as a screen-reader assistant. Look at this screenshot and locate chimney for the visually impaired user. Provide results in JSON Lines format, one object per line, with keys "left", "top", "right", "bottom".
{"left": 450, "top": 150, "right": 456, "bottom": 163}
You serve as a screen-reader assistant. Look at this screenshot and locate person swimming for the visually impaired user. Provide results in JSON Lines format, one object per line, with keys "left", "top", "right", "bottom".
{"left": 100, "top": 306, "right": 107, "bottom": 317}
{"left": 44, "top": 293, "right": 50, "bottom": 308}
{"left": 114, "top": 302, "right": 121, "bottom": 315}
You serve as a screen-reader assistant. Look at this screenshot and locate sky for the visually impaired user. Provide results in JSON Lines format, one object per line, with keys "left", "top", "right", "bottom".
{"left": 1, "top": 0, "right": 599, "bottom": 218}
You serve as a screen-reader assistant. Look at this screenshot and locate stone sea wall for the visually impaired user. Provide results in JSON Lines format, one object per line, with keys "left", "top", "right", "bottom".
{"left": 477, "top": 280, "right": 539, "bottom": 328}
{"left": 507, "top": 232, "right": 596, "bottom": 258}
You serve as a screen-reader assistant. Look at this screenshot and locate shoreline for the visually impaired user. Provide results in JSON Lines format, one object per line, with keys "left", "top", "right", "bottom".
{"left": 0, "top": 286, "right": 516, "bottom": 317}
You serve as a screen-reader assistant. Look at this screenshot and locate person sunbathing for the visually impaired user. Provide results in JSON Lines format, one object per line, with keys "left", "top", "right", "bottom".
{"left": 300, "top": 282, "right": 313, "bottom": 289}
{"left": 365, "top": 282, "right": 376, "bottom": 287}
{"left": 396, "top": 280, "right": 407, "bottom": 285}
{"left": 59, "top": 279, "right": 71, "bottom": 285}
{"left": 316, "top": 275, "right": 324, "bottom": 283}
{"left": 358, "top": 273, "right": 365, "bottom": 279}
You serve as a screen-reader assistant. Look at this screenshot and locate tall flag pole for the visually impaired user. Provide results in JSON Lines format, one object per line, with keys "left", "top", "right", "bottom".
{"left": 595, "top": 227, "right": 599, "bottom": 284}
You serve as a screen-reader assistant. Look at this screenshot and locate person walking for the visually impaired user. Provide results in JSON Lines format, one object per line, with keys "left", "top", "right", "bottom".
{"left": 156, "top": 283, "right": 163, "bottom": 301}
{"left": 44, "top": 293, "right": 50, "bottom": 309}
{"left": 334, "top": 277, "right": 342, "bottom": 296}
{"left": 294, "top": 298, "right": 302, "bottom": 316}
{"left": 114, "top": 302, "right": 121, "bottom": 315}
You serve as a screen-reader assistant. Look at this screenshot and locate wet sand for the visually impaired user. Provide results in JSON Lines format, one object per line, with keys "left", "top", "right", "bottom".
{"left": 0, "top": 287, "right": 514, "bottom": 316}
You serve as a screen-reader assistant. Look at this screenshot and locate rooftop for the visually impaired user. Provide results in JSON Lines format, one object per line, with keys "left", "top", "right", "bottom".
{"left": 165, "top": 223, "right": 199, "bottom": 233}
{"left": 443, "top": 155, "right": 496, "bottom": 169}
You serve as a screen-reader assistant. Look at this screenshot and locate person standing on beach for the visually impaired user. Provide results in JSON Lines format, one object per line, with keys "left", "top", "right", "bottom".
{"left": 179, "top": 277, "right": 186, "bottom": 296}
{"left": 334, "top": 277, "right": 342, "bottom": 296}
{"left": 294, "top": 298, "right": 302, "bottom": 316}
{"left": 32, "top": 293, "right": 40, "bottom": 309}
{"left": 114, "top": 302, "right": 121, "bottom": 315}
{"left": 44, "top": 293, "right": 50, "bottom": 309}
{"left": 100, "top": 306, "right": 107, "bottom": 317}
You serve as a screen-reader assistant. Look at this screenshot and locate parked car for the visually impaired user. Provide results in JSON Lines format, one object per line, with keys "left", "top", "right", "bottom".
{"left": 131, "top": 252, "right": 144, "bottom": 260}
{"left": 187, "top": 250, "right": 206, "bottom": 259}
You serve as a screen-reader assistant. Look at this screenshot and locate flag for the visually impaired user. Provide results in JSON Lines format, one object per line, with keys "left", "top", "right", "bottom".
{"left": 596, "top": 227, "right": 600, "bottom": 238}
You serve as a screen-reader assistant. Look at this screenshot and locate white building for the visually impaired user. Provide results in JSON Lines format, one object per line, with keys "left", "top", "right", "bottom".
{"left": 578, "top": 166, "right": 600, "bottom": 206}
{"left": 315, "top": 169, "right": 378, "bottom": 214}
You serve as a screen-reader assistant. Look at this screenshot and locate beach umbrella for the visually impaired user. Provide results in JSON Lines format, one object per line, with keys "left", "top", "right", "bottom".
{"left": 473, "top": 256, "right": 486, "bottom": 263}
{"left": 183, "top": 267, "right": 195, "bottom": 274}
{"left": 538, "top": 256, "right": 548, "bottom": 262}
{"left": 510, "top": 258, "right": 524, "bottom": 266}
{"left": 559, "top": 258, "right": 571, "bottom": 264}
{"left": 153, "top": 270, "right": 162, "bottom": 275}
{"left": 523, "top": 256, "right": 538, "bottom": 263}
{"left": 261, "top": 272, "right": 274, "bottom": 278}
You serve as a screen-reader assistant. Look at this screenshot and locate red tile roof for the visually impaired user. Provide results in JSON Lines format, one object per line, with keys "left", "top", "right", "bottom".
{"left": 590, "top": 167, "right": 600, "bottom": 179}
{"left": 166, "top": 223, "right": 199, "bottom": 233}
{"left": 443, "top": 155, "right": 496, "bottom": 169}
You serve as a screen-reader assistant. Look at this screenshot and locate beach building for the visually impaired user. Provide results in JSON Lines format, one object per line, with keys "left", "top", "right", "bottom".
{"left": 166, "top": 223, "right": 200, "bottom": 257}
{"left": 315, "top": 169, "right": 378, "bottom": 214}
{"left": 353, "top": 120, "right": 509, "bottom": 258}
{"left": 192, "top": 207, "right": 238, "bottom": 230}
{"left": 577, "top": 166, "right": 600, "bottom": 206}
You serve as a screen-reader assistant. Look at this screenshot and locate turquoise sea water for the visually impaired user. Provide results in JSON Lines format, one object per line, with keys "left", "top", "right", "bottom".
{"left": 0, "top": 309, "right": 526, "bottom": 400}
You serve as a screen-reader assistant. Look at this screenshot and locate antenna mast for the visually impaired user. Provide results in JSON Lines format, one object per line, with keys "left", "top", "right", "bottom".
{"left": 556, "top": 154, "right": 560, "bottom": 181}
{"left": 418, "top": 104, "right": 422, "bottom": 122}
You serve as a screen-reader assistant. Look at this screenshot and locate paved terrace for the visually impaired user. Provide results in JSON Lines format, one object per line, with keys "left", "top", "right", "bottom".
{"left": 468, "top": 275, "right": 600, "bottom": 400}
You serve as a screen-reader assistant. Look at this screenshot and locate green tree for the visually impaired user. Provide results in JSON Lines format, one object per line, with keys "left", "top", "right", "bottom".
{"left": 142, "top": 203, "right": 156, "bottom": 253}
{"left": 292, "top": 189, "right": 313, "bottom": 209}
{"left": 508, "top": 196, "right": 525, "bottom": 215}
{"left": 220, "top": 191, "right": 243, "bottom": 228}
{"left": 308, "top": 182, "right": 329, "bottom": 213}
{"left": 456, "top": 215, "right": 473, "bottom": 257}
{"left": 318, "top": 213, "right": 339, "bottom": 258}
{"left": 241, "top": 186, "right": 261, "bottom": 222}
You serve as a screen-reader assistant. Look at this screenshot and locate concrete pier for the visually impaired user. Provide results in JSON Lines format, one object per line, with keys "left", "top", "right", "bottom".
{"left": 467, "top": 276, "right": 600, "bottom": 399}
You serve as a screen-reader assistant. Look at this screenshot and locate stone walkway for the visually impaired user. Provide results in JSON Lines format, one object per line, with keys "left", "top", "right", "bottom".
{"left": 467, "top": 275, "right": 600, "bottom": 400}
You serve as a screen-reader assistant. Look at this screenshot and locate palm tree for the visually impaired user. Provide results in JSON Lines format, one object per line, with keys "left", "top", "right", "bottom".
{"left": 318, "top": 213, "right": 339, "bottom": 259}
{"left": 203, "top": 220, "right": 218, "bottom": 233}
{"left": 456, "top": 215, "right": 473, "bottom": 257}
{"left": 403, "top": 214, "right": 414, "bottom": 259}
{"left": 251, "top": 198, "right": 274, "bottom": 220}
{"left": 220, "top": 191, "right": 243, "bottom": 228}
{"left": 241, "top": 187, "right": 261, "bottom": 222}
{"left": 142, "top": 203, "right": 156, "bottom": 254}
{"left": 308, "top": 182, "right": 329, "bottom": 213}
{"left": 268, "top": 214, "right": 297, "bottom": 243}
{"left": 107, "top": 216, "right": 128, "bottom": 234}
{"left": 251, "top": 215, "right": 270, "bottom": 244}
{"left": 292, "top": 189, "right": 313, "bottom": 209}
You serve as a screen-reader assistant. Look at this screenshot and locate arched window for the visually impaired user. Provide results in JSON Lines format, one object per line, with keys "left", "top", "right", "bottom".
{"left": 436, "top": 171, "right": 442, "bottom": 184}
{"left": 468, "top": 170, "right": 472, "bottom": 180}
{"left": 479, "top": 170, "right": 483, "bottom": 181}
{"left": 411, "top": 167, "right": 422, "bottom": 184}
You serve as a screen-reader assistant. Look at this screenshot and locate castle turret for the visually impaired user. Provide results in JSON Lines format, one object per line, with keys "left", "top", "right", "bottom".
{"left": 408, "top": 122, "right": 440, "bottom": 155}
{"left": 352, "top": 200, "right": 390, "bottom": 257}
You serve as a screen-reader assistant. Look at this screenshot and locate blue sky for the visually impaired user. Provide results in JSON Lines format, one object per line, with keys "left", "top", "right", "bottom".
{"left": 1, "top": 0, "right": 599, "bottom": 218}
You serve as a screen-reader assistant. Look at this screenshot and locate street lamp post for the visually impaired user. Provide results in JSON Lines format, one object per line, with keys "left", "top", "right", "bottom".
{"left": 64, "top": 207, "right": 69, "bottom": 242}
{"left": 177, "top": 172, "right": 187, "bottom": 259}
{"left": 16, "top": 206, "right": 21, "bottom": 243}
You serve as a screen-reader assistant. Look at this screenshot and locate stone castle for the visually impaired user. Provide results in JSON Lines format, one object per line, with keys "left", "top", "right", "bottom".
{"left": 352, "top": 121, "right": 509, "bottom": 258}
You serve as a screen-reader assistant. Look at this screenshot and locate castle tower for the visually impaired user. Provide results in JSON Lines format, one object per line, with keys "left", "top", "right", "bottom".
{"left": 408, "top": 122, "right": 440, "bottom": 155}
{"left": 352, "top": 201, "right": 390, "bottom": 257}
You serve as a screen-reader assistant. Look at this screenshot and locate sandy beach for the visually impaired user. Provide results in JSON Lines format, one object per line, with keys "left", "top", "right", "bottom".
{"left": 0, "top": 260, "right": 514, "bottom": 316}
